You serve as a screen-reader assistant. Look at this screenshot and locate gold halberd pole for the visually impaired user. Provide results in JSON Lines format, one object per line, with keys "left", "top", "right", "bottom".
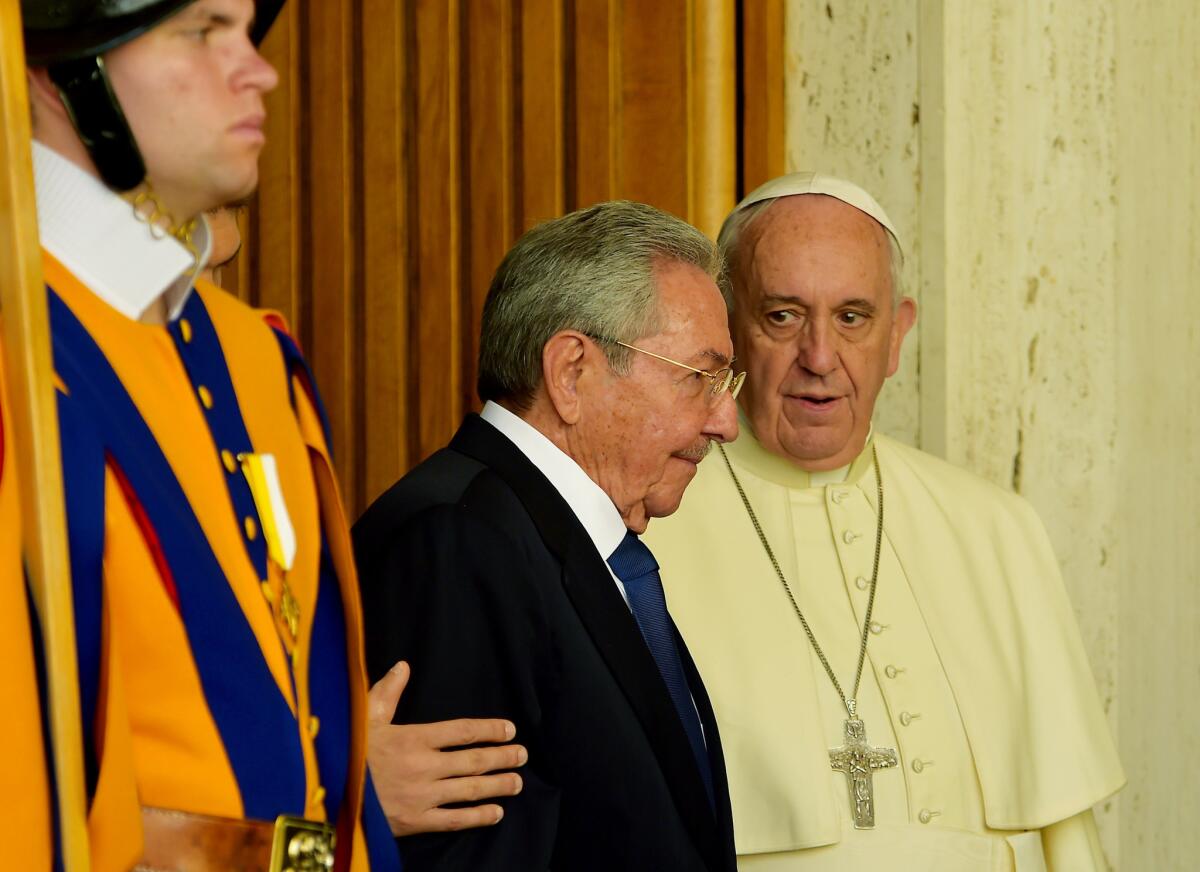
{"left": 0, "top": 0, "right": 91, "bottom": 868}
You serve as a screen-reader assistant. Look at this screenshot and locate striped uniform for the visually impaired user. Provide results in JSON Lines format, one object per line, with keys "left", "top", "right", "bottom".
{"left": 16, "top": 251, "right": 399, "bottom": 871}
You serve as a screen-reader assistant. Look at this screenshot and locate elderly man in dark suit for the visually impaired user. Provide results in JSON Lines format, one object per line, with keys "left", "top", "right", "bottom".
{"left": 354, "top": 200, "right": 742, "bottom": 871}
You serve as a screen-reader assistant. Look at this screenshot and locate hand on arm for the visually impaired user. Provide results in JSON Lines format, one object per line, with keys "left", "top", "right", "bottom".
{"left": 367, "top": 660, "right": 528, "bottom": 836}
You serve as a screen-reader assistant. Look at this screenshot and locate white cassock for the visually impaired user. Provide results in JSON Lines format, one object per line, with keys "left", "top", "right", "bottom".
{"left": 644, "top": 424, "right": 1124, "bottom": 871}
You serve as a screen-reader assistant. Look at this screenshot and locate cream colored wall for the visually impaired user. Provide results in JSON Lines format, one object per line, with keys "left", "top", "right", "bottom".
{"left": 1111, "top": 3, "right": 1200, "bottom": 868}
{"left": 784, "top": 1, "right": 1200, "bottom": 869}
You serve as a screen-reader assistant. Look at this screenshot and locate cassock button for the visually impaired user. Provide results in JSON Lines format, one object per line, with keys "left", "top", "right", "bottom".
{"left": 843, "top": 530, "right": 859, "bottom": 544}
{"left": 197, "top": 385, "right": 214, "bottom": 409}
{"left": 899, "top": 711, "right": 920, "bottom": 726}
{"left": 221, "top": 449, "right": 237, "bottom": 473}
{"left": 180, "top": 318, "right": 193, "bottom": 343}
{"left": 918, "top": 809, "right": 941, "bottom": 824}
{"left": 870, "top": 621, "right": 886, "bottom": 635}
{"left": 884, "top": 664, "right": 904, "bottom": 679}
{"left": 911, "top": 758, "right": 932, "bottom": 773}
{"left": 855, "top": 576, "right": 868, "bottom": 590}
{"left": 244, "top": 516, "right": 258, "bottom": 541}
{"left": 831, "top": 490, "right": 847, "bottom": 504}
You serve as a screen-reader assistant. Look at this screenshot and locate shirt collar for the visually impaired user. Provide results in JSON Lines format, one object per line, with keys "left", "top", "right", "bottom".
{"left": 480, "top": 401, "right": 629, "bottom": 562}
{"left": 729, "top": 406, "right": 875, "bottom": 489}
{"left": 32, "top": 141, "right": 212, "bottom": 322}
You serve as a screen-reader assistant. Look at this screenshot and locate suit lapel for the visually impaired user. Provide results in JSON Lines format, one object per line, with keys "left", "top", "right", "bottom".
{"left": 451, "top": 415, "right": 724, "bottom": 865}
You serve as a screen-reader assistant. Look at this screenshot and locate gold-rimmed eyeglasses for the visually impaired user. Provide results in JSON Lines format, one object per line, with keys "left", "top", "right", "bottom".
{"left": 591, "top": 335, "right": 746, "bottom": 400}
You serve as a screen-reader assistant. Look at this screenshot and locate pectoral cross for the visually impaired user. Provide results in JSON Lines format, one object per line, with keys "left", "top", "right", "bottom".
{"left": 829, "top": 703, "right": 898, "bottom": 829}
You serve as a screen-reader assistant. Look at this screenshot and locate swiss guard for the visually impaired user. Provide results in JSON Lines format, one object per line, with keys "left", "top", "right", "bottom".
{"left": 5, "top": 1, "right": 400, "bottom": 869}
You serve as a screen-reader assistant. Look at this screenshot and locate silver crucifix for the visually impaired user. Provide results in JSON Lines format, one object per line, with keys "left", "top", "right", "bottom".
{"left": 828, "top": 704, "right": 898, "bottom": 829}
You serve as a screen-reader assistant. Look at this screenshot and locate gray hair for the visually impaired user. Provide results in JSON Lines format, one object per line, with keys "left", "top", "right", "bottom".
{"left": 477, "top": 200, "right": 722, "bottom": 410}
{"left": 715, "top": 196, "right": 905, "bottom": 310}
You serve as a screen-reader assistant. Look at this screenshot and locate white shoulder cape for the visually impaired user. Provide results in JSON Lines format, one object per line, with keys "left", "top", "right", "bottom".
{"left": 647, "top": 432, "right": 1124, "bottom": 853}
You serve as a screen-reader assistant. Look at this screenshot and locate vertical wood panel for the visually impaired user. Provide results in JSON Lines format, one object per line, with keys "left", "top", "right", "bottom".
{"left": 692, "top": 0, "right": 737, "bottom": 238}
{"left": 241, "top": 0, "right": 743, "bottom": 518}
{"left": 253, "top": 3, "right": 302, "bottom": 327}
{"left": 741, "top": 0, "right": 786, "bottom": 195}
{"left": 220, "top": 205, "right": 252, "bottom": 301}
{"left": 412, "top": 0, "right": 462, "bottom": 461}
{"left": 518, "top": 0, "right": 566, "bottom": 228}
{"left": 463, "top": 0, "right": 516, "bottom": 413}
{"left": 231, "top": 207, "right": 252, "bottom": 297}
{"left": 617, "top": 0, "right": 690, "bottom": 216}
{"left": 304, "top": 0, "right": 358, "bottom": 510}
{"left": 573, "top": 0, "right": 617, "bottom": 208}
{"left": 360, "top": 0, "right": 411, "bottom": 506}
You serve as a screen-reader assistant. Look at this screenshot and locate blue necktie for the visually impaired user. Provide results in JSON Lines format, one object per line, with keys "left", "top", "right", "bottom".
{"left": 608, "top": 531, "right": 714, "bottom": 806}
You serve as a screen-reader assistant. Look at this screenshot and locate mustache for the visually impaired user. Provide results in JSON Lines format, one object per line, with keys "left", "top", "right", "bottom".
{"left": 677, "top": 439, "right": 713, "bottom": 463}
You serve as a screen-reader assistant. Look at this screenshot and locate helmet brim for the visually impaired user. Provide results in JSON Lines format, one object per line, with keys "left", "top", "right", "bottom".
{"left": 250, "top": 0, "right": 284, "bottom": 48}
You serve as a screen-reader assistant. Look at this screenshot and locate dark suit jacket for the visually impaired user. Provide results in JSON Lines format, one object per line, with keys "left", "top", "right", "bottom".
{"left": 353, "top": 414, "right": 738, "bottom": 872}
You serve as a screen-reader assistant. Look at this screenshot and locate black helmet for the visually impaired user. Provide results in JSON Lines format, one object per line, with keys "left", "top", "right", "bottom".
{"left": 23, "top": 0, "right": 284, "bottom": 64}
{"left": 23, "top": 0, "right": 284, "bottom": 192}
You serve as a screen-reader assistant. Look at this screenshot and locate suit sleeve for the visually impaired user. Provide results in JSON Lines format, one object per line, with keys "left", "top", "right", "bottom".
{"left": 357, "top": 501, "right": 562, "bottom": 872}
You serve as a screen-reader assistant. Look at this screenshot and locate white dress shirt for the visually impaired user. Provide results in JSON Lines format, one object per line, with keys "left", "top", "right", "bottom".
{"left": 33, "top": 141, "right": 211, "bottom": 321}
{"left": 480, "top": 400, "right": 632, "bottom": 601}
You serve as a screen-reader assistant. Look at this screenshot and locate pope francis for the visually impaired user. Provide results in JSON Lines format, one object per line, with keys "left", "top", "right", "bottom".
{"left": 644, "top": 173, "right": 1124, "bottom": 871}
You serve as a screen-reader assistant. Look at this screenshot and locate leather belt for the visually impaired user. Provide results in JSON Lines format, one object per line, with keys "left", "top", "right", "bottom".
{"left": 136, "top": 806, "right": 336, "bottom": 872}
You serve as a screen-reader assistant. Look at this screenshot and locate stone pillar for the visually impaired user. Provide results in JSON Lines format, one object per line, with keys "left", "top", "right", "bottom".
{"left": 933, "top": 3, "right": 1122, "bottom": 855}
{"left": 1111, "top": 2, "right": 1200, "bottom": 868}
{"left": 784, "top": 1, "right": 1200, "bottom": 866}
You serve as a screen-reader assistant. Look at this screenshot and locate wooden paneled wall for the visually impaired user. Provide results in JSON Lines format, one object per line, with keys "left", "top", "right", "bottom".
{"left": 740, "top": 0, "right": 786, "bottom": 192}
{"left": 225, "top": 0, "right": 782, "bottom": 519}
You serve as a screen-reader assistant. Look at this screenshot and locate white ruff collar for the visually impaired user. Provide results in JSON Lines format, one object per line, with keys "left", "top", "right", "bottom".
{"left": 32, "top": 141, "right": 211, "bottom": 321}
